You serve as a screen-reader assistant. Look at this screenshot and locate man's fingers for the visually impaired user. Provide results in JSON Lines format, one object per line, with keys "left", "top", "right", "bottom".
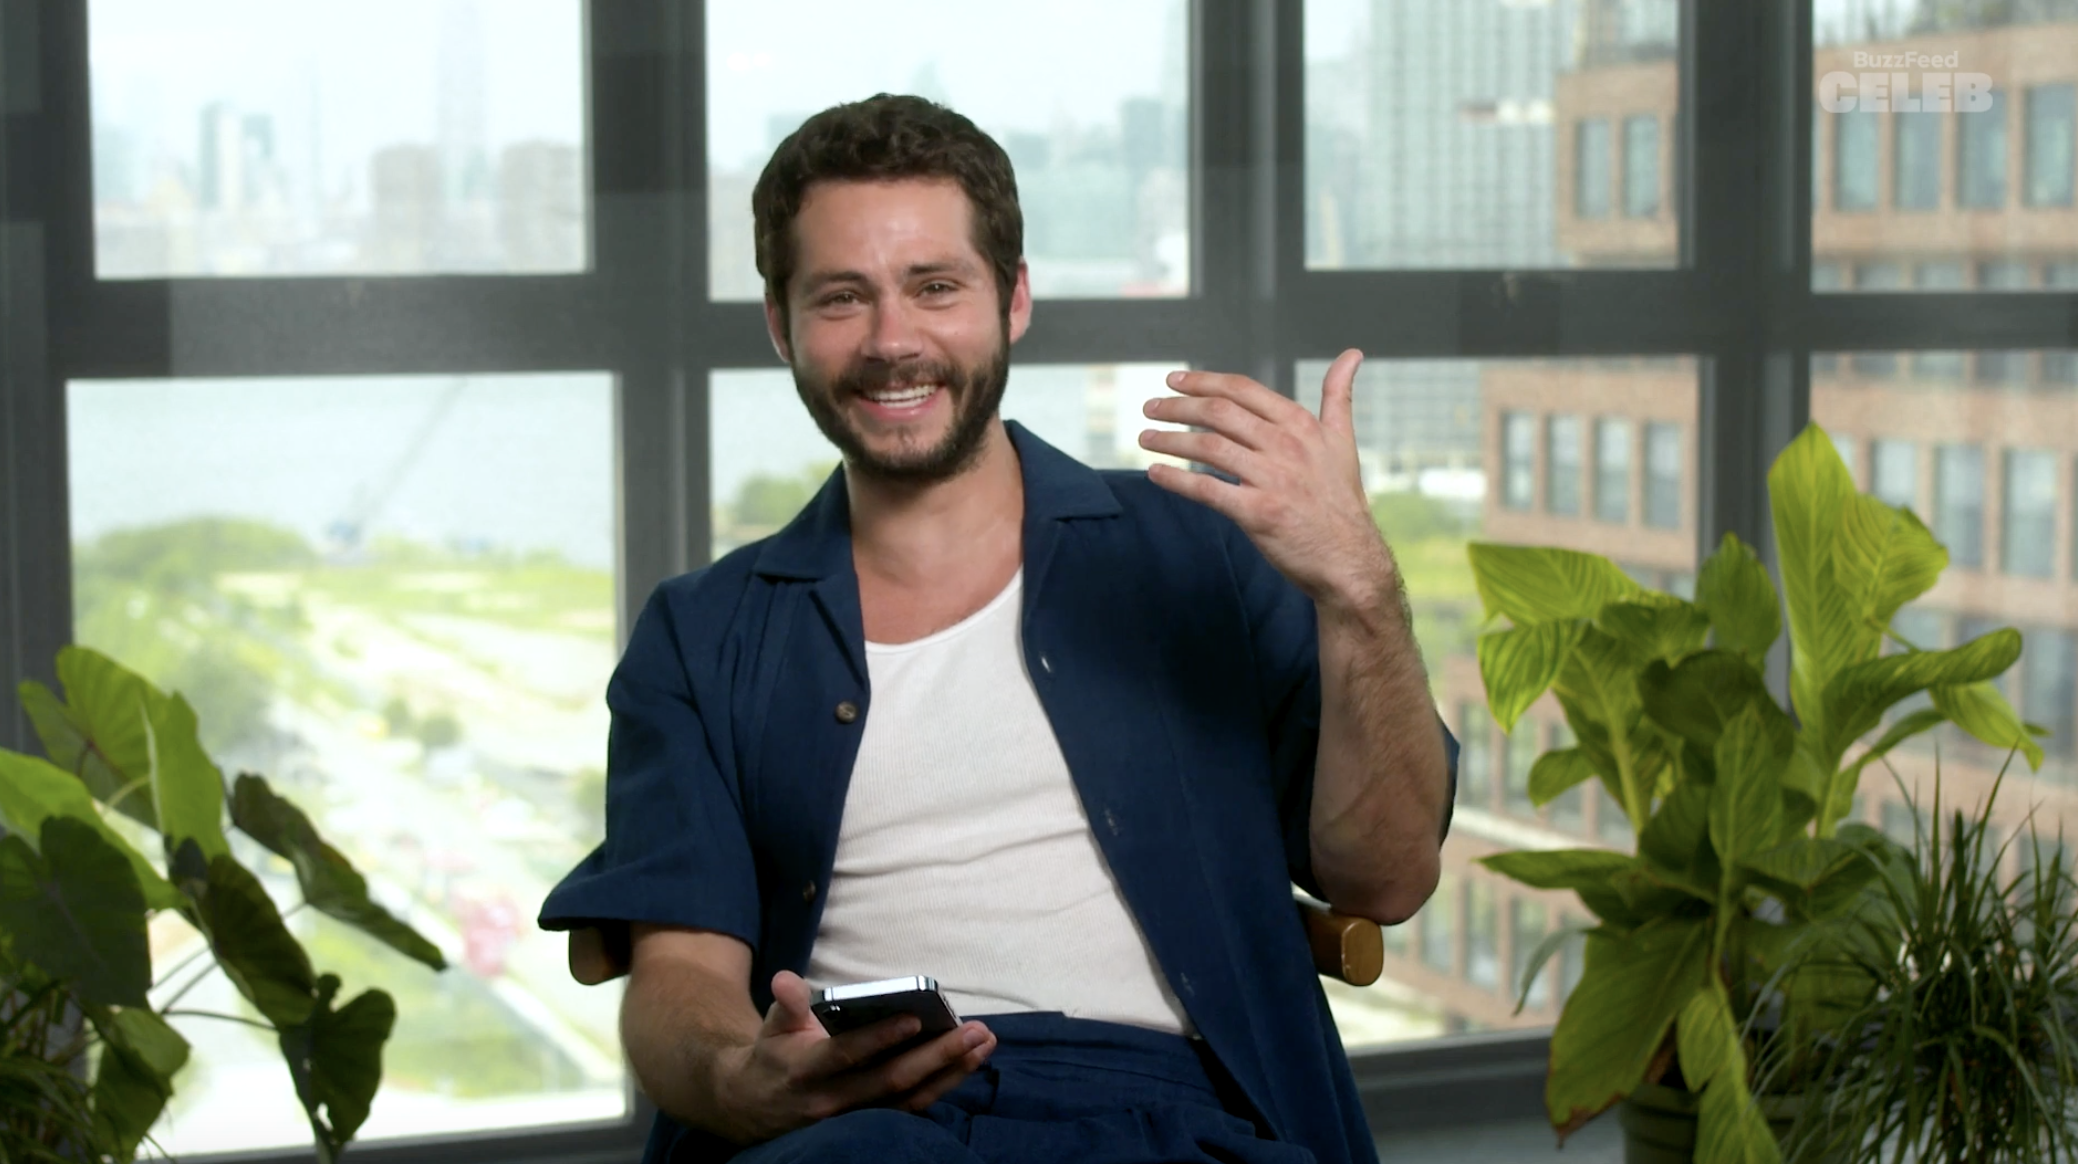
{"left": 808, "top": 1014, "right": 925, "bottom": 1079}
{"left": 1320, "top": 349, "right": 1363, "bottom": 437}
{"left": 1138, "top": 428, "right": 1261, "bottom": 484}
{"left": 824, "top": 1023, "right": 992, "bottom": 1112}
{"left": 1163, "top": 368, "right": 1306, "bottom": 424}
{"left": 896, "top": 1033, "right": 997, "bottom": 1113}
{"left": 765, "top": 972, "right": 825, "bottom": 1037}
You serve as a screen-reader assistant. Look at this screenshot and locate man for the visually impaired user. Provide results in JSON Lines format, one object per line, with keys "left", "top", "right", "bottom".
{"left": 539, "top": 94, "right": 1454, "bottom": 1164}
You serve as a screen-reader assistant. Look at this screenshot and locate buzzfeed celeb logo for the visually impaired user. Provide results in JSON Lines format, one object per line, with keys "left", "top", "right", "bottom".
{"left": 1820, "top": 52, "right": 1994, "bottom": 113}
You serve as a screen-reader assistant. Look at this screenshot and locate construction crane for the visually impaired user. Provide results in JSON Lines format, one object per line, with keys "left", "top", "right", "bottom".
{"left": 325, "top": 377, "right": 467, "bottom": 558}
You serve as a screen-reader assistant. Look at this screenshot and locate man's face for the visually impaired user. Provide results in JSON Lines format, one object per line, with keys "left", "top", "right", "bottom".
{"left": 768, "top": 177, "right": 1031, "bottom": 485}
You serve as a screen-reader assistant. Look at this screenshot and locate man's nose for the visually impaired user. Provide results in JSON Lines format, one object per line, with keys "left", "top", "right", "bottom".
{"left": 863, "top": 298, "right": 924, "bottom": 362}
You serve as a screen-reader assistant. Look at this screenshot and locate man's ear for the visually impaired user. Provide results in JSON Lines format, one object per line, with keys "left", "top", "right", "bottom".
{"left": 764, "top": 296, "right": 792, "bottom": 364}
{"left": 1006, "top": 260, "right": 1034, "bottom": 346}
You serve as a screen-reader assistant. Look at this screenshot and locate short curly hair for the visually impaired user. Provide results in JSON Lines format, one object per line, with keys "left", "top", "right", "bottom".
{"left": 752, "top": 94, "right": 1023, "bottom": 336}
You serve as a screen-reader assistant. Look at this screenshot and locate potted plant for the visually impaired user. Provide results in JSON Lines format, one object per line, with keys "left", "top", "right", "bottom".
{"left": 1466, "top": 424, "right": 2047, "bottom": 1161}
{"left": 1773, "top": 769, "right": 2078, "bottom": 1163}
{"left": 0, "top": 645, "right": 446, "bottom": 1162}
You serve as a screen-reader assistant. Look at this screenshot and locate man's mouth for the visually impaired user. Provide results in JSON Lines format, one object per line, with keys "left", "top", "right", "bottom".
{"left": 858, "top": 382, "right": 943, "bottom": 414}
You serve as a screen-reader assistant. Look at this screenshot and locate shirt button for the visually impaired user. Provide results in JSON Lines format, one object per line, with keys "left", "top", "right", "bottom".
{"left": 834, "top": 700, "right": 859, "bottom": 724}
{"left": 802, "top": 880, "right": 818, "bottom": 904}
{"left": 1039, "top": 654, "right": 1053, "bottom": 674}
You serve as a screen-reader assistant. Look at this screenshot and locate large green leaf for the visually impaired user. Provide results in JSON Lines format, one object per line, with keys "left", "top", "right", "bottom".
{"left": 144, "top": 693, "right": 229, "bottom": 862}
{"left": 231, "top": 775, "right": 446, "bottom": 970}
{"left": 1512, "top": 920, "right": 1598, "bottom": 1015}
{"left": 91, "top": 1006, "right": 191, "bottom": 1159}
{"left": 1477, "top": 621, "right": 1585, "bottom": 732}
{"left": 1819, "top": 630, "right": 2021, "bottom": 771}
{"left": 1639, "top": 778, "right": 1713, "bottom": 880}
{"left": 1769, "top": 425, "right": 1857, "bottom": 740}
{"left": 1596, "top": 600, "right": 1711, "bottom": 663}
{"left": 1931, "top": 680, "right": 2048, "bottom": 770}
{"left": 1676, "top": 978, "right": 1740, "bottom": 1090}
{"left": 1468, "top": 543, "right": 1642, "bottom": 625}
{"left": 0, "top": 819, "right": 150, "bottom": 1006}
{"left": 1834, "top": 493, "right": 1946, "bottom": 650}
{"left": 1695, "top": 533, "right": 1780, "bottom": 668}
{"left": 1711, "top": 706, "right": 1793, "bottom": 870}
{"left": 1637, "top": 651, "right": 1775, "bottom": 752}
{"left": 180, "top": 847, "right": 317, "bottom": 1027}
{"left": 278, "top": 975, "right": 397, "bottom": 1164}
{"left": 18, "top": 649, "right": 159, "bottom": 828}
{"left": 1528, "top": 747, "right": 1598, "bottom": 806}
{"left": 0, "top": 750, "right": 180, "bottom": 909}
{"left": 1552, "top": 628, "right": 1652, "bottom": 817}
{"left": 1546, "top": 917, "right": 1712, "bottom": 1135}
{"left": 1823, "top": 709, "right": 1947, "bottom": 832}
{"left": 1698, "top": 1065, "right": 1783, "bottom": 1164}
{"left": 1481, "top": 849, "right": 1642, "bottom": 928}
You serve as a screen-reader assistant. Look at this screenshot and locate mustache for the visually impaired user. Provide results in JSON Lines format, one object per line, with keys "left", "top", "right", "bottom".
{"left": 834, "top": 360, "right": 962, "bottom": 395}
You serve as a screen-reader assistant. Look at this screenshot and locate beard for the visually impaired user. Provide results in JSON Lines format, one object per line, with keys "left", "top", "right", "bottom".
{"left": 792, "top": 331, "right": 1011, "bottom": 486}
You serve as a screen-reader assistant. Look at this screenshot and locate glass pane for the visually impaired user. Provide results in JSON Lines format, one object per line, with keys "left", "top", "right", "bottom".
{"left": 1305, "top": 0, "right": 1682, "bottom": 269}
{"left": 66, "top": 375, "right": 622, "bottom": 1152}
{"left": 1420, "top": 873, "right": 1458, "bottom": 975}
{"left": 706, "top": 1, "right": 1188, "bottom": 300}
{"left": 1546, "top": 414, "right": 1583, "bottom": 516}
{"left": 1464, "top": 878, "right": 1499, "bottom": 992}
{"left": 1813, "top": 353, "right": 2078, "bottom": 877}
{"left": 88, "top": 0, "right": 587, "bottom": 278}
{"left": 1298, "top": 355, "right": 1700, "bottom": 1046}
{"left": 1814, "top": 5, "right": 2078, "bottom": 289}
{"left": 1509, "top": 898, "right": 1551, "bottom": 1010}
{"left": 1595, "top": 417, "right": 1633, "bottom": 524}
{"left": 710, "top": 364, "right": 1188, "bottom": 559}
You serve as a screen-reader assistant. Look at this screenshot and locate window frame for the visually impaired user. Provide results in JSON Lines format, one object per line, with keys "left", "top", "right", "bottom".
{"left": 10, "top": 0, "right": 2077, "bottom": 1154}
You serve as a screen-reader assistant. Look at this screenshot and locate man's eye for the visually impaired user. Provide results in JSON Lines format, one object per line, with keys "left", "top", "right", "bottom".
{"left": 922, "top": 282, "right": 954, "bottom": 295}
{"left": 822, "top": 291, "right": 858, "bottom": 306}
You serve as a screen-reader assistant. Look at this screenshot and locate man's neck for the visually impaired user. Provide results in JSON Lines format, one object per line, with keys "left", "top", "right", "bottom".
{"left": 846, "top": 419, "right": 1024, "bottom": 589}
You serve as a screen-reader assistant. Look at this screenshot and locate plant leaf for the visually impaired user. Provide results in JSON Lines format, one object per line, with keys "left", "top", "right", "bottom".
{"left": 1639, "top": 778, "right": 1713, "bottom": 880}
{"left": 1676, "top": 977, "right": 1740, "bottom": 1090}
{"left": 1819, "top": 630, "right": 2021, "bottom": 772}
{"left": 144, "top": 692, "right": 230, "bottom": 862}
{"left": 91, "top": 1006, "right": 191, "bottom": 1158}
{"left": 1695, "top": 532, "right": 1781, "bottom": 667}
{"left": 183, "top": 849, "right": 316, "bottom": 1027}
{"left": 1511, "top": 921, "right": 1597, "bottom": 1015}
{"left": 0, "top": 750, "right": 180, "bottom": 909}
{"left": 1769, "top": 424, "right": 1858, "bottom": 741}
{"left": 230, "top": 774, "right": 446, "bottom": 970}
{"left": 1596, "top": 600, "right": 1712, "bottom": 663}
{"left": 1469, "top": 543, "right": 1643, "bottom": 625}
{"left": 1637, "top": 650, "right": 1775, "bottom": 752}
{"left": 1528, "top": 747, "right": 1598, "bottom": 806}
{"left": 1477, "top": 621, "right": 1585, "bottom": 732}
{"left": 1698, "top": 1062, "right": 1784, "bottom": 1164}
{"left": 1711, "top": 705, "right": 1793, "bottom": 870}
{"left": 19, "top": 649, "right": 159, "bottom": 829}
{"left": 1931, "top": 680, "right": 2047, "bottom": 770}
{"left": 1546, "top": 916, "right": 1712, "bottom": 1137}
{"left": 1481, "top": 849, "right": 1642, "bottom": 928}
{"left": 0, "top": 819, "right": 150, "bottom": 1006}
{"left": 278, "top": 975, "right": 397, "bottom": 1163}
{"left": 1822, "top": 708, "right": 1948, "bottom": 832}
{"left": 1834, "top": 493, "right": 1946, "bottom": 650}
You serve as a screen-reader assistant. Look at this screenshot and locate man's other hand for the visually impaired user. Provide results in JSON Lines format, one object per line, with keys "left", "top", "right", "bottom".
{"left": 714, "top": 970, "right": 996, "bottom": 1145}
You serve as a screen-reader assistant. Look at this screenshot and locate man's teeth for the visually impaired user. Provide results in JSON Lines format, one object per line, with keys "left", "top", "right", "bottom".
{"left": 866, "top": 384, "right": 941, "bottom": 404}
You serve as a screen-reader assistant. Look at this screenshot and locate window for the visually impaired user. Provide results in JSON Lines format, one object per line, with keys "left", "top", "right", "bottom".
{"left": 1459, "top": 702, "right": 1495, "bottom": 810}
{"left": 1811, "top": 262, "right": 1846, "bottom": 367}
{"left": 1597, "top": 781, "right": 1633, "bottom": 847}
{"left": 1895, "top": 107, "right": 1942, "bottom": 210}
{"left": 1832, "top": 432, "right": 1859, "bottom": 481}
{"left": 1623, "top": 115, "right": 1661, "bottom": 218}
{"left": 2004, "top": 449, "right": 2059, "bottom": 578}
{"left": 1850, "top": 262, "right": 1904, "bottom": 377}
{"left": 1503, "top": 719, "right": 1539, "bottom": 817}
{"left": 1833, "top": 107, "right": 1879, "bottom": 210}
{"left": 1959, "top": 88, "right": 2008, "bottom": 209}
{"left": 2021, "top": 629, "right": 2077, "bottom": 762}
{"left": 1503, "top": 411, "right": 1536, "bottom": 510}
{"left": 1546, "top": 722, "right": 1584, "bottom": 834}
{"left": 1546, "top": 414, "right": 1583, "bottom": 516}
{"left": 1882, "top": 798, "right": 1922, "bottom": 845}
{"left": 1934, "top": 444, "right": 1987, "bottom": 568}
{"left": 1871, "top": 439, "right": 1918, "bottom": 512}
{"left": 1421, "top": 874, "right": 1459, "bottom": 974}
{"left": 2026, "top": 84, "right": 2076, "bottom": 208}
{"left": 1302, "top": 0, "right": 1680, "bottom": 268}
{"left": 1976, "top": 262, "right": 2033, "bottom": 384}
{"left": 1595, "top": 418, "right": 1632, "bottom": 523}
{"left": 1577, "top": 118, "right": 1613, "bottom": 220}
{"left": 67, "top": 374, "right": 624, "bottom": 1153}
{"left": 708, "top": 0, "right": 1190, "bottom": 298}
{"left": 1911, "top": 262, "right": 1968, "bottom": 380}
{"left": 1465, "top": 878, "right": 1500, "bottom": 991}
{"left": 1509, "top": 898, "right": 1551, "bottom": 1010}
{"left": 1644, "top": 422, "right": 1683, "bottom": 529}
{"left": 87, "top": 1, "right": 588, "bottom": 277}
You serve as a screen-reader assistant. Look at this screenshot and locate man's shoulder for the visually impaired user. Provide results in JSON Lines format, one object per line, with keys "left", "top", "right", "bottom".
{"left": 637, "top": 540, "right": 773, "bottom": 645}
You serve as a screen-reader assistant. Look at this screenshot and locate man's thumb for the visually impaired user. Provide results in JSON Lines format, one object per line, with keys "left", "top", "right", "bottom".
{"left": 765, "top": 971, "right": 819, "bottom": 1033}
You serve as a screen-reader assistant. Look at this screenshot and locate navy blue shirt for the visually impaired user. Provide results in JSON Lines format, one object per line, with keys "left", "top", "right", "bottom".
{"left": 540, "top": 421, "right": 1456, "bottom": 1164}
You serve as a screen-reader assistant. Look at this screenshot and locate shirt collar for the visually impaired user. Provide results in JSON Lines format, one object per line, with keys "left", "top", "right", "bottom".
{"left": 752, "top": 418, "right": 1122, "bottom": 581}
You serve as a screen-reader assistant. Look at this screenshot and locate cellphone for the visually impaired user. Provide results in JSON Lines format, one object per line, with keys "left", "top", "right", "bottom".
{"left": 809, "top": 976, "right": 961, "bottom": 1057}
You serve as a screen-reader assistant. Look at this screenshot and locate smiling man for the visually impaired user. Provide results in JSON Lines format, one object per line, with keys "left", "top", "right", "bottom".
{"left": 539, "top": 94, "right": 1455, "bottom": 1164}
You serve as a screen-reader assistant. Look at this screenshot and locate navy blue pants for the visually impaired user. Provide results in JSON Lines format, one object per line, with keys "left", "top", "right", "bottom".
{"left": 719, "top": 1013, "right": 1317, "bottom": 1164}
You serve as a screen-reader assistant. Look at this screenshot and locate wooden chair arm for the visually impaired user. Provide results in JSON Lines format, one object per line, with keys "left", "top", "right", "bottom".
{"left": 567, "top": 901, "right": 1384, "bottom": 989}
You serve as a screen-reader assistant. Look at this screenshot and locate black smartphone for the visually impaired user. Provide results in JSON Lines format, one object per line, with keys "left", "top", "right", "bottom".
{"left": 808, "top": 975, "right": 962, "bottom": 1059}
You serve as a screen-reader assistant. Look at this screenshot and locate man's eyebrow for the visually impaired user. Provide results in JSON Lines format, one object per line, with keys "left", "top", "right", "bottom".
{"left": 797, "top": 259, "right": 980, "bottom": 296}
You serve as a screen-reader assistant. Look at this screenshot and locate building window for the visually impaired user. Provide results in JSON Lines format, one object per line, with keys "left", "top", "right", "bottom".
{"left": 1577, "top": 118, "right": 1612, "bottom": 218}
{"left": 1623, "top": 115, "right": 1660, "bottom": 218}
{"left": 1834, "top": 107, "right": 1879, "bottom": 210}
{"left": 1510, "top": 898, "right": 1551, "bottom": 1010}
{"left": 1594, "top": 418, "right": 1632, "bottom": 524}
{"left": 1644, "top": 422, "right": 1683, "bottom": 530}
{"left": 1976, "top": 261, "right": 2033, "bottom": 384}
{"left": 1502, "top": 412, "right": 1536, "bottom": 511}
{"left": 1459, "top": 702, "right": 1494, "bottom": 810}
{"left": 1871, "top": 439, "right": 1918, "bottom": 512}
{"left": 2003, "top": 449, "right": 2059, "bottom": 578}
{"left": 1546, "top": 414, "right": 1582, "bottom": 516}
{"left": 1421, "top": 874, "right": 1458, "bottom": 974}
{"left": 2026, "top": 84, "right": 2076, "bottom": 207}
{"left": 1504, "top": 720, "right": 1539, "bottom": 817}
{"left": 1934, "top": 444, "right": 1987, "bottom": 568}
{"left": 1812, "top": 262, "right": 1844, "bottom": 376}
{"left": 1465, "top": 878, "right": 1500, "bottom": 991}
{"left": 1851, "top": 262, "right": 1904, "bottom": 377}
{"left": 1912, "top": 261, "right": 1968, "bottom": 380}
{"left": 1960, "top": 88, "right": 2008, "bottom": 208}
{"left": 2021, "top": 628, "right": 2077, "bottom": 761}
{"left": 1895, "top": 108, "right": 1943, "bottom": 210}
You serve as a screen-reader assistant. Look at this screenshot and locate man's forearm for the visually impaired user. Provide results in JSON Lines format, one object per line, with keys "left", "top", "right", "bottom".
{"left": 1307, "top": 560, "right": 1450, "bottom": 925}
{"left": 621, "top": 956, "right": 763, "bottom": 1142}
